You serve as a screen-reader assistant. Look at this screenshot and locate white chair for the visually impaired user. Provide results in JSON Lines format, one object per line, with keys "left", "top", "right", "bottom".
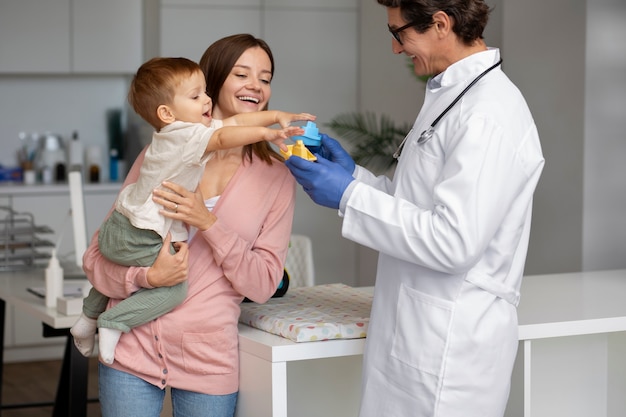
{"left": 284, "top": 234, "right": 315, "bottom": 288}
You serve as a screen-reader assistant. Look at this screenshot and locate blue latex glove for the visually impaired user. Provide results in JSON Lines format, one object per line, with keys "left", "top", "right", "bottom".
{"left": 285, "top": 154, "right": 355, "bottom": 209}
{"left": 318, "top": 134, "right": 356, "bottom": 174}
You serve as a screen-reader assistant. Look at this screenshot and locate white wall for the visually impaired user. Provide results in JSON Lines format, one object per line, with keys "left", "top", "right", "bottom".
{"left": 501, "top": 0, "right": 587, "bottom": 274}
{"left": 583, "top": 0, "right": 626, "bottom": 271}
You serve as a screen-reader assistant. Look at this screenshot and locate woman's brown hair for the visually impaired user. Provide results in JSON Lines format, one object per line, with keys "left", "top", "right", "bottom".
{"left": 199, "top": 34, "right": 283, "bottom": 164}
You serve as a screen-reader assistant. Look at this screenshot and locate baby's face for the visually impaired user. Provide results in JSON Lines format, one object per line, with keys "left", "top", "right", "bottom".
{"left": 170, "top": 70, "right": 213, "bottom": 126}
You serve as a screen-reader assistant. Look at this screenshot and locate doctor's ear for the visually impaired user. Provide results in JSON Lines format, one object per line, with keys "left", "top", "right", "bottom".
{"left": 432, "top": 11, "right": 452, "bottom": 36}
{"left": 157, "top": 104, "right": 176, "bottom": 124}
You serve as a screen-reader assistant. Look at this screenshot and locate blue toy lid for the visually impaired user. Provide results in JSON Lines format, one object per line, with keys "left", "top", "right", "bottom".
{"left": 292, "top": 121, "right": 321, "bottom": 146}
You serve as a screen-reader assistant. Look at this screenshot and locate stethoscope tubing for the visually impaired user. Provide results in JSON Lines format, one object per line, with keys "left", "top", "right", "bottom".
{"left": 393, "top": 58, "right": 503, "bottom": 158}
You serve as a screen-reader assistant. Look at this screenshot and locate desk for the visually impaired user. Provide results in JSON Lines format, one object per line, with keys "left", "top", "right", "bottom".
{"left": 0, "top": 269, "right": 90, "bottom": 416}
{"left": 515, "top": 269, "right": 626, "bottom": 417}
{"left": 236, "top": 270, "right": 626, "bottom": 417}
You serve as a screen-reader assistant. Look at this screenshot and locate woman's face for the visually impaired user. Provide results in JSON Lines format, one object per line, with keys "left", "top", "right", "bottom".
{"left": 214, "top": 46, "right": 273, "bottom": 118}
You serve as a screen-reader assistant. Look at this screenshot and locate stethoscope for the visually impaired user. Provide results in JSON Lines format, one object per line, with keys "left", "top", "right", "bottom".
{"left": 393, "top": 58, "right": 503, "bottom": 159}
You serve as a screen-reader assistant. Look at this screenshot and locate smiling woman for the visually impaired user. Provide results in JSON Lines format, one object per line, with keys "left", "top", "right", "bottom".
{"left": 81, "top": 34, "right": 301, "bottom": 417}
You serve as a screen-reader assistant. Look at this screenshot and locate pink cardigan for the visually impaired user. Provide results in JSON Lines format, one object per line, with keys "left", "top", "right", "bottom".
{"left": 83, "top": 147, "right": 296, "bottom": 395}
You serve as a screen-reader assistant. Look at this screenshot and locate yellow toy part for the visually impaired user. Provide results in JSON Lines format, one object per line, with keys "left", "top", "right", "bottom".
{"left": 280, "top": 140, "right": 317, "bottom": 161}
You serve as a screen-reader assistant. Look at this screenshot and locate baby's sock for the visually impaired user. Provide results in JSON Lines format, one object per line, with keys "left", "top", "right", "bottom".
{"left": 70, "top": 313, "right": 97, "bottom": 357}
{"left": 98, "top": 327, "right": 123, "bottom": 365}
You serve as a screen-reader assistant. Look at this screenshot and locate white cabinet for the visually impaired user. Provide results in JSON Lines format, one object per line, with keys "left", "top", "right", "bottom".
{"left": 0, "top": 0, "right": 70, "bottom": 73}
{"left": 72, "top": 0, "right": 143, "bottom": 73}
{"left": 0, "top": 0, "right": 143, "bottom": 74}
{"left": 159, "top": 5, "right": 262, "bottom": 61}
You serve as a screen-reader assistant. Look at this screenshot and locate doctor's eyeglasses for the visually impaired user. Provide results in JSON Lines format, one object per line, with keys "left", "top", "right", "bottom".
{"left": 387, "top": 22, "right": 418, "bottom": 45}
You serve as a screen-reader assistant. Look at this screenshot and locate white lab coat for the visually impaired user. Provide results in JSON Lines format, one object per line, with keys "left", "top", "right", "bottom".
{"left": 341, "top": 49, "right": 544, "bottom": 417}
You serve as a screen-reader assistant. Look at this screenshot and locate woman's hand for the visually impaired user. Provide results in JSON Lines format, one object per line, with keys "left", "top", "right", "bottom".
{"left": 146, "top": 233, "right": 189, "bottom": 287}
{"left": 153, "top": 180, "right": 217, "bottom": 231}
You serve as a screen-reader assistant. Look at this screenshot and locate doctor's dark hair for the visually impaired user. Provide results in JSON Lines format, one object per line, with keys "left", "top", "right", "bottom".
{"left": 128, "top": 57, "right": 202, "bottom": 130}
{"left": 377, "top": 0, "right": 490, "bottom": 45}
{"left": 199, "top": 34, "right": 281, "bottom": 164}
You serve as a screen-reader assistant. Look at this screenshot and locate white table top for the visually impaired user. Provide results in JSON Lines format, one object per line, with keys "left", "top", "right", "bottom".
{"left": 239, "top": 269, "right": 626, "bottom": 362}
{"left": 517, "top": 269, "right": 626, "bottom": 339}
{"left": 0, "top": 268, "right": 88, "bottom": 329}
{"left": 3, "top": 268, "right": 626, "bottom": 353}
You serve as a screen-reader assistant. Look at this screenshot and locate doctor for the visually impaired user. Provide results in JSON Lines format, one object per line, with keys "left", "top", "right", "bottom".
{"left": 285, "top": 1, "right": 544, "bottom": 416}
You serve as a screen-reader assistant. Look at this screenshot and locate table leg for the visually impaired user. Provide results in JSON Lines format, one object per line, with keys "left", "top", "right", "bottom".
{"left": 237, "top": 351, "right": 287, "bottom": 417}
{"left": 43, "top": 324, "right": 88, "bottom": 417}
{"left": 271, "top": 361, "right": 288, "bottom": 417}
{"left": 523, "top": 339, "right": 532, "bottom": 417}
{"left": 0, "top": 298, "right": 5, "bottom": 416}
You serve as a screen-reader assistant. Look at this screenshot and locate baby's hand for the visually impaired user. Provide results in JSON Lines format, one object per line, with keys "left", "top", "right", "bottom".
{"left": 277, "top": 112, "right": 316, "bottom": 129}
{"left": 265, "top": 126, "right": 305, "bottom": 152}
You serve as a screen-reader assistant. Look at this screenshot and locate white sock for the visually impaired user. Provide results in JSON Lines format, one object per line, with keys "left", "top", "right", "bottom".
{"left": 98, "top": 327, "right": 123, "bottom": 365}
{"left": 70, "top": 313, "right": 97, "bottom": 357}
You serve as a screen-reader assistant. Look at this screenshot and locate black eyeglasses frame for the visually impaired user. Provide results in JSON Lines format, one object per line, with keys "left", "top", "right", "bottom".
{"left": 387, "top": 21, "right": 419, "bottom": 45}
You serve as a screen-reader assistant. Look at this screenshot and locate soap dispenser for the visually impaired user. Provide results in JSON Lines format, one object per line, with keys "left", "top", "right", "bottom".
{"left": 45, "top": 249, "right": 64, "bottom": 308}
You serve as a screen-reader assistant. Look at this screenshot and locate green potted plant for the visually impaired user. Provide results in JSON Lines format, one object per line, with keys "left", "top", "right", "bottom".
{"left": 324, "top": 111, "right": 411, "bottom": 175}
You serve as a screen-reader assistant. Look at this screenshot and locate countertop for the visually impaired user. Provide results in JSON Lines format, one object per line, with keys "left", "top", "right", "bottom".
{"left": 0, "top": 182, "right": 121, "bottom": 197}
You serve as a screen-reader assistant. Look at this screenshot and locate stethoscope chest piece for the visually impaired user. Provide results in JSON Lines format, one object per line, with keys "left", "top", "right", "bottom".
{"left": 417, "top": 127, "right": 435, "bottom": 145}
{"left": 393, "top": 58, "right": 503, "bottom": 159}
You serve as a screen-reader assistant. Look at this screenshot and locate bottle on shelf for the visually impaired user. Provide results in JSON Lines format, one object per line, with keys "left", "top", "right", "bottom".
{"left": 85, "top": 145, "right": 101, "bottom": 183}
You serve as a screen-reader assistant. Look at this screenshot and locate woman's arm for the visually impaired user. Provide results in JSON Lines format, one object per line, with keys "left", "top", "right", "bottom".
{"left": 82, "top": 147, "right": 189, "bottom": 298}
{"left": 153, "top": 162, "right": 296, "bottom": 303}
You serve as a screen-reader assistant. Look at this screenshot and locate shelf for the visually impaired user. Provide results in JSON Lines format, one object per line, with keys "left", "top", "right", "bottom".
{"left": 0, "top": 182, "right": 121, "bottom": 197}
{"left": 1, "top": 206, "right": 54, "bottom": 271}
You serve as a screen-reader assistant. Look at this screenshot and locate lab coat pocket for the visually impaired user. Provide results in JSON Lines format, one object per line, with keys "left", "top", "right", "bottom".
{"left": 391, "top": 284, "right": 454, "bottom": 376}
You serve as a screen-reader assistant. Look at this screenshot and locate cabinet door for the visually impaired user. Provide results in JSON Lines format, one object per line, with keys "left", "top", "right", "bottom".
{"left": 0, "top": 0, "right": 71, "bottom": 73}
{"left": 264, "top": 7, "right": 358, "bottom": 122}
{"left": 160, "top": 6, "right": 261, "bottom": 60}
{"left": 72, "top": 0, "right": 143, "bottom": 73}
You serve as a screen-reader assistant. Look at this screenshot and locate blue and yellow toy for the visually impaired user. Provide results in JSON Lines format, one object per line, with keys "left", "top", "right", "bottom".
{"left": 292, "top": 121, "right": 321, "bottom": 153}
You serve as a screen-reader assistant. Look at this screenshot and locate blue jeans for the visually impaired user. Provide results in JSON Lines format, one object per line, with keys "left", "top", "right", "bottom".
{"left": 99, "top": 363, "right": 238, "bottom": 417}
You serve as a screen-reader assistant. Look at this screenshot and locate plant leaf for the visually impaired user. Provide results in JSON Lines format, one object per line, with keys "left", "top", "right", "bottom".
{"left": 324, "top": 111, "right": 412, "bottom": 173}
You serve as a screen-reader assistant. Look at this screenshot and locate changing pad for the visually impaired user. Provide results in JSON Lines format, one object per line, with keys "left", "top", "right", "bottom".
{"left": 239, "top": 283, "right": 373, "bottom": 342}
